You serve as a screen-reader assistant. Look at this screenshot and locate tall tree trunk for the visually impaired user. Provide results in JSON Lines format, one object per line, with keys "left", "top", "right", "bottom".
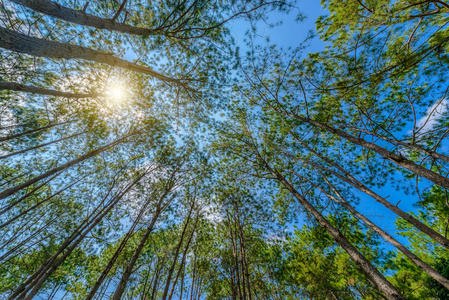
{"left": 341, "top": 126, "right": 449, "bottom": 163}
{"left": 0, "top": 121, "right": 69, "bottom": 143}
{"left": 289, "top": 114, "right": 449, "bottom": 189}
{"left": 0, "top": 133, "right": 135, "bottom": 200}
{"left": 111, "top": 187, "right": 174, "bottom": 300}
{"left": 149, "top": 258, "right": 164, "bottom": 300}
{"left": 235, "top": 208, "right": 252, "bottom": 300}
{"left": 0, "top": 28, "right": 184, "bottom": 86}
{"left": 85, "top": 198, "right": 150, "bottom": 300}
{"left": 19, "top": 180, "right": 138, "bottom": 300}
{"left": 162, "top": 205, "right": 195, "bottom": 300}
{"left": 9, "top": 172, "right": 146, "bottom": 299}
{"left": 0, "top": 81, "right": 99, "bottom": 98}
{"left": 227, "top": 213, "right": 243, "bottom": 300}
{"left": 297, "top": 170, "right": 449, "bottom": 290}
{"left": 285, "top": 146, "right": 449, "bottom": 249}
{"left": 235, "top": 216, "right": 246, "bottom": 300}
{"left": 0, "top": 171, "right": 63, "bottom": 215}
{"left": 252, "top": 148, "right": 405, "bottom": 300}
{"left": 0, "top": 175, "right": 85, "bottom": 230}
{"left": 167, "top": 215, "right": 199, "bottom": 300}
{"left": 0, "top": 132, "right": 83, "bottom": 160}
{"left": 189, "top": 254, "right": 197, "bottom": 300}
{"left": 0, "top": 217, "right": 56, "bottom": 264}
{"left": 10, "top": 0, "right": 156, "bottom": 36}
{"left": 179, "top": 263, "right": 186, "bottom": 300}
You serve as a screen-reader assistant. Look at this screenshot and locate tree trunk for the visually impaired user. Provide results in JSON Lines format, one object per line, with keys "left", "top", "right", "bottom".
{"left": 228, "top": 214, "right": 243, "bottom": 300}
{"left": 281, "top": 138, "right": 449, "bottom": 249}
{"left": 0, "top": 81, "right": 99, "bottom": 98}
{"left": 10, "top": 0, "right": 155, "bottom": 36}
{"left": 290, "top": 114, "right": 449, "bottom": 189}
{"left": 253, "top": 148, "right": 405, "bottom": 299}
{"left": 0, "top": 175, "right": 85, "bottom": 230}
{"left": 341, "top": 126, "right": 449, "bottom": 163}
{"left": 235, "top": 210, "right": 251, "bottom": 300}
{"left": 0, "top": 121, "right": 69, "bottom": 143}
{"left": 85, "top": 198, "right": 150, "bottom": 300}
{"left": 0, "top": 133, "right": 135, "bottom": 200}
{"left": 299, "top": 170, "right": 449, "bottom": 290}
{"left": 0, "top": 132, "right": 83, "bottom": 160}
{"left": 0, "top": 28, "right": 184, "bottom": 86}
{"left": 162, "top": 205, "right": 195, "bottom": 300}
{"left": 111, "top": 187, "right": 174, "bottom": 300}
{"left": 9, "top": 172, "right": 146, "bottom": 299}
{"left": 0, "top": 171, "right": 63, "bottom": 215}
{"left": 167, "top": 215, "right": 199, "bottom": 300}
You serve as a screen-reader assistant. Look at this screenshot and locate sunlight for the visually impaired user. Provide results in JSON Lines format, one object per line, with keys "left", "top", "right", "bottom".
{"left": 107, "top": 85, "right": 127, "bottom": 103}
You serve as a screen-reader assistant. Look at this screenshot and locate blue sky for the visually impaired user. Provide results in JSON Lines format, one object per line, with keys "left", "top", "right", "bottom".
{"left": 229, "top": 0, "right": 326, "bottom": 51}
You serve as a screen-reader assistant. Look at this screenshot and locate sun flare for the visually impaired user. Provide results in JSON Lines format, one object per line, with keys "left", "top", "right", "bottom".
{"left": 107, "top": 85, "right": 127, "bottom": 103}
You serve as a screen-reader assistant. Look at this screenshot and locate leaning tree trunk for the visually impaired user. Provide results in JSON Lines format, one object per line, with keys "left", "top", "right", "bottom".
{"left": 253, "top": 148, "right": 405, "bottom": 300}
{"left": 111, "top": 186, "right": 174, "bottom": 300}
{"left": 85, "top": 197, "right": 151, "bottom": 300}
{"left": 0, "top": 81, "right": 99, "bottom": 98}
{"left": 282, "top": 140, "right": 449, "bottom": 249}
{"left": 0, "top": 133, "right": 135, "bottom": 200}
{"left": 167, "top": 215, "right": 199, "bottom": 300}
{"left": 339, "top": 126, "right": 449, "bottom": 163}
{"left": 0, "top": 28, "right": 184, "bottom": 86}
{"left": 298, "top": 170, "right": 449, "bottom": 290}
{"left": 0, "top": 175, "right": 85, "bottom": 230}
{"left": 0, "top": 121, "right": 69, "bottom": 143}
{"left": 9, "top": 172, "right": 146, "bottom": 300}
{"left": 290, "top": 114, "right": 449, "bottom": 189}
{"left": 162, "top": 205, "right": 195, "bottom": 300}
{"left": 10, "top": 0, "right": 156, "bottom": 36}
{"left": 0, "top": 132, "right": 83, "bottom": 160}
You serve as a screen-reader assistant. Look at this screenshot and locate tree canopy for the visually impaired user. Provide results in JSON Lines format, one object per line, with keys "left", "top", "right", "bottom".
{"left": 1, "top": 0, "right": 449, "bottom": 299}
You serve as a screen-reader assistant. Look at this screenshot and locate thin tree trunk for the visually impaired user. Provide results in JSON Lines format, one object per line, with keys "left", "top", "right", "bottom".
{"left": 0, "top": 27, "right": 184, "bottom": 86}
{"left": 18, "top": 180, "right": 137, "bottom": 300}
{"left": 112, "top": 0, "right": 128, "bottom": 21}
{"left": 0, "top": 132, "right": 83, "bottom": 160}
{"left": 9, "top": 172, "right": 145, "bottom": 299}
{"left": 162, "top": 205, "right": 195, "bottom": 300}
{"left": 282, "top": 144, "right": 449, "bottom": 249}
{"left": 111, "top": 214, "right": 160, "bottom": 300}
{"left": 252, "top": 148, "right": 405, "bottom": 300}
{"left": 297, "top": 170, "right": 449, "bottom": 290}
{"left": 288, "top": 114, "right": 449, "bottom": 189}
{"left": 235, "top": 210, "right": 251, "bottom": 300}
{"left": 179, "top": 263, "right": 186, "bottom": 300}
{"left": 0, "top": 219, "right": 55, "bottom": 264}
{"left": 149, "top": 257, "right": 165, "bottom": 300}
{"left": 235, "top": 216, "right": 246, "bottom": 300}
{"left": 85, "top": 199, "right": 149, "bottom": 300}
{"left": 0, "top": 175, "right": 85, "bottom": 230}
{"left": 189, "top": 255, "right": 197, "bottom": 300}
{"left": 0, "top": 133, "right": 135, "bottom": 201}
{"left": 167, "top": 215, "right": 199, "bottom": 300}
{"left": 0, "top": 171, "right": 63, "bottom": 215}
{"left": 111, "top": 187, "right": 174, "bottom": 300}
{"left": 227, "top": 213, "right": 243, "bottom": 300}
{"left": 0, "top": 121, "right": 69, "bottom": 143}
{"left": 0, "top": 81, "right": 100, "bottom": 98}
{"left": 341, "top": 126, "right": 449, "bottom": 163}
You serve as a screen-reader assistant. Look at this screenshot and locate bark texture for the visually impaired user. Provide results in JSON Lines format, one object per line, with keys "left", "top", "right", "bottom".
{"left": 0, "top": 28, "right": 183, "bottom": 85}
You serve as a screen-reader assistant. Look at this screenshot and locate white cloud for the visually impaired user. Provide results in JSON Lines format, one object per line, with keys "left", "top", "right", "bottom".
{"left": 415, "top": 98, "right": 448, "bottom": 134}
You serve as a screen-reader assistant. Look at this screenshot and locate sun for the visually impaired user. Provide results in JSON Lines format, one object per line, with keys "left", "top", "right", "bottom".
{"left": 107, "top": 85, "right": 127, "bottom": 103}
